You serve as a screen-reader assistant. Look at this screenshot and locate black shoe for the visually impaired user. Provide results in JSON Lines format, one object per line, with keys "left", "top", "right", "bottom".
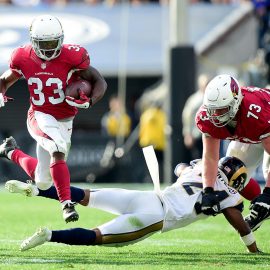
{"left": 245, "top": 207, "right": 270, "bottom": 231}
{"left": 62, "top": 202, "right": 79, "bottom": 223}
{"left": 0, "top": 136, "right": 18, "bottom": 158}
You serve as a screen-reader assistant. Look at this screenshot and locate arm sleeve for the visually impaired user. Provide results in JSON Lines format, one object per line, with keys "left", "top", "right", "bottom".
{"left": 9, "top": 48, "right": 23, "bottom": 77}
{"left": 74, "top": 47, "right": 90, "bottom": 70}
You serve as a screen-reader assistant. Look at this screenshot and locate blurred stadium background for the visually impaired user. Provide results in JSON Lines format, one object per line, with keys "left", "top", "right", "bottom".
{"left": 0, "top": 0, "right": 265, "bottom": 184}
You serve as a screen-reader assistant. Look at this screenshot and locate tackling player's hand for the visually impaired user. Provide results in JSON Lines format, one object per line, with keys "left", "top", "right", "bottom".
{"left": 65, "top": 90, "right": 91, "bottom": 109}
{"left": 0, "top": 93, "right": 14, "bottom": 107}
{"left": 201, "top": 187, "right": 221, "bottom": 216}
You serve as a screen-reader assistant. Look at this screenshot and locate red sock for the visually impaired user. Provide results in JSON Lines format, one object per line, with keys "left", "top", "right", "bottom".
{"left": 50, "top": 160, "right": 71, "bottom": 203}
{"left": 240, "top": 178, "right": 261, "bottom": 201}
{"left": 11, "top": 149, "right": 38, "bottom": 179}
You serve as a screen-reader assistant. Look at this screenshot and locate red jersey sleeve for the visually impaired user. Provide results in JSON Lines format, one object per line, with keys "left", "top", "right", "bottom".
{"left": 9, "top": 47, "right": 25, "bottom": 78}
{"left": 195, "top": 105, "right": 211, "bottom": 135}
{"left": 74, "top": 46, "right": 90, "bottom": 70}
{"left": 62, "top": 45, "right": 90, "bottom": 71}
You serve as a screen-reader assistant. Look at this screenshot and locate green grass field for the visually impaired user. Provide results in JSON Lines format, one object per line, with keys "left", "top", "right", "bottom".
{"left": 0, "top": 183, "right": 270, "bottom": 270}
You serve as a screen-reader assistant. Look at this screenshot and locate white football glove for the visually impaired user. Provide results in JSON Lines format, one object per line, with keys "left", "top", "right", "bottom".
{"left": 0, "top": 93, "right": 13, "bottom": 107}
{"left": 174, "top": 163, "right": 189, "bottom": 177}
{"left": 0, "top": 93, "right": 5, "bottom": 107}
{"left": 65, "top": 90, "right": 91, "bottom": 109}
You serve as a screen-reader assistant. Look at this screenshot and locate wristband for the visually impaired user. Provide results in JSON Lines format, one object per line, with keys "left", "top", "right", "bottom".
{"left": 263, "top": 187, "right": 270, "bottom": 195}
{"left": 241, "top": 232, "right": 255, "bottom": 246}
{"left": 203, "top": 187, "right": 214, "bottom": 194}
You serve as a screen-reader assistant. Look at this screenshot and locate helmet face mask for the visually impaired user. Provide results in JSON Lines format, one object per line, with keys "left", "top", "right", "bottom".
{"left": 30, "top": 15, "right": 64, "bottom": 61}
{"left": 218, "top": 156, "right": 247, "bottom": 192}
{"left": 203, "top": 74, "right": 243, "bottom": 127}
{"left": 206, "top": 106, "right": 231, "bottom": 127}
{"left": 229, "top": 174, "right": 246, "bottom": 191}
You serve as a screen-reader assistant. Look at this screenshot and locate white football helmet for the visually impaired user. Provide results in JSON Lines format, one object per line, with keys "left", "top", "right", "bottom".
{"left": 30, "top": 15, "right": 64, "bottom": 61}
{"left": 203, "top": 74, "right": 243, "bottom": 127}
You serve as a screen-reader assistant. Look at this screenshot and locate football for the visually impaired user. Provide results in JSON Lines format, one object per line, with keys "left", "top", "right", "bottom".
{"left": 65, "top": 80, "right": 92, "bottom": 99}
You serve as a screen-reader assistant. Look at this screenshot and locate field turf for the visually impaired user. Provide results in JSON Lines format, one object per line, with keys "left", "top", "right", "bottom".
{"left": 0, "top": 183, "right": 269, "bottom": 270}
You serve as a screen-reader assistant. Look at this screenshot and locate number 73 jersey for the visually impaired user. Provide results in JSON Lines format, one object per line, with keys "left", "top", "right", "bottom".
{"left": 196, "top": 87, "right": 270, "bottom": 143}
{"left": 160, "top": 165, "right": 242, "bottom": 232}
{"left": 9, "top": 44, "right": 90, "bottom": 120}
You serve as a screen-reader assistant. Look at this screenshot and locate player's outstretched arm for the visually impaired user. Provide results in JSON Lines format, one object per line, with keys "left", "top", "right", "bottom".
{"left": 222, "top": 207, "right": 261, "bottom": 253}
{"left": 0, "top": 69, "right": 20, "bottom": 93}
{"left": 201, "top": 135, "right": 221, "bottom": 215}
{"left": 78, "top": 66, "right": 107, "bottom": 106}
{"left": 202, "top": 135, "right": 220, "bottom": 189}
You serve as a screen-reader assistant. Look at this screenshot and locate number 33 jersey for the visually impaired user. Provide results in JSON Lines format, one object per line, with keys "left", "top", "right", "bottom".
{"left": 196, "top": 87, "right": 270, "bottom": 143}
{"left": 9, "top": 44, "right": 90, "bottom": 119}
{"left": 161, "top": 164, "right": 242, "bottom": 232}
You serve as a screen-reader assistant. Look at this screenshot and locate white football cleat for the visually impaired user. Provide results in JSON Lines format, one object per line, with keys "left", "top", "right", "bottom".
{"left": 20, "top": 227, "right": 51, "bottom": 251}
{"left": 5, "top": 180, "right": 39, "bottom": 197}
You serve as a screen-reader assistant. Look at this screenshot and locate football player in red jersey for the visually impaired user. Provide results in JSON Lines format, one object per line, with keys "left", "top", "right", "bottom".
{"left": 196, "top": 74, "right": 270, "bottom": 231}
{"left": 0, "top": 14, "right": 107, "bottom": 223}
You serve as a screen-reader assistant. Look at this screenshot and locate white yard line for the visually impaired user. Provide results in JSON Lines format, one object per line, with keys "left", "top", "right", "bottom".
{"left": 1, "top": 258, "right": 65, "bottom": 264}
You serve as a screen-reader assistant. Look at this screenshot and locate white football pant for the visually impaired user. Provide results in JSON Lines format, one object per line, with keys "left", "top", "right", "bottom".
{"left": 89, "top": 188, "right": 164, "bottom": 246}
{"left": 27, "top": 111, "right": 73, "bottom": 190}
{"left": 226, "top": 141, "right": 269, "bottom": 184}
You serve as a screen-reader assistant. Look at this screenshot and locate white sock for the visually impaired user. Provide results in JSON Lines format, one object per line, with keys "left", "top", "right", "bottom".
{"left": 46, "top": 229, "right": 52, "bottom": 241}
{"left": 7, "top": 150, "right": 14, "bottom": 160}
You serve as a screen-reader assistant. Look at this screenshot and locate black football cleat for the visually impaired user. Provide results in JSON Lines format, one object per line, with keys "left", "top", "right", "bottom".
{"left": 62, "top": 202, "right": 79, "bottom": 223}
{"left": 245, "top": 192, "right": 270, "bottom": 231}
{"left": 245, "top": 210, "right": 270, "bottom": 231}
{"left": 0, "top": 136, "right": 18, "bottom": 158}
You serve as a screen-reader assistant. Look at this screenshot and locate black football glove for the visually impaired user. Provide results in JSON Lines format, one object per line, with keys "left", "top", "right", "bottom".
{"left": 201, "top": 187, "right": 221, "bottom": 216}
